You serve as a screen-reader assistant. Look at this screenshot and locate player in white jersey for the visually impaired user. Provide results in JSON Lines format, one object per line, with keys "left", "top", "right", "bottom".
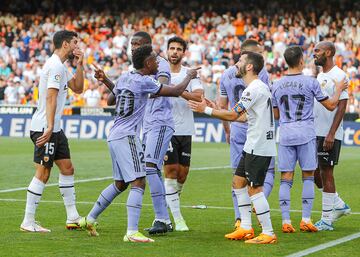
{"left": 313, "top": 41, "right": 351, "bottom": 231}
{"left": 20, "top": 30, "right": 85, "bottom": 232}
{"left": 163, "top": 36, "right": 203, "bottom": 231}
{"left": 189, "top": 52, "right": 277, "bottom": 244}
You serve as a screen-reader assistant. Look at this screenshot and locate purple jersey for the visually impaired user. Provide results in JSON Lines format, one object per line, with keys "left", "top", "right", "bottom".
{"left": 107, "top": 71, "right": 162, "bottom": 142}
{"left": 143, "top": 56, "right": 173, "bottom": 133}
{"left": 220, "top": 66, "right": 270, "bottom": 130}
{"left": 272, "top": 74, "right": 328, "bottom": 146}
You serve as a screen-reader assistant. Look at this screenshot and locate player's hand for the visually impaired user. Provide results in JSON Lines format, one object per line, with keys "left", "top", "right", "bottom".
{"left": 323, "top": 133, "right": 335, "bottom": 151}
{"left": 186, "top": 67, "right": 201, "bottom": 79}
{"left": 92, "top": 63, "right": 107, "bottom": 82}
{"left": 73, "top": 48, "right": 84, "bottom": 66}
{"left": 334, "top": 78, "right": 348, "bottom": 92}
{"left": 204, "top": 98, "right": 219, "bottom": 109}
{"left": 188, "top": 95, "right": 207, "bottom": 113}
{"left": 36, "top": 128, "right": 53, "bottom": 148}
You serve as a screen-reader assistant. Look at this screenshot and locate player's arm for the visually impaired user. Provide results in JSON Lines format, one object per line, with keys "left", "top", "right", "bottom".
{"left": 36, "top": 88, "right": 58, "bottom": 147}
{"left": 273, "top": 107, "right": 280, "bottom": 120}
{"left": 181, "top": 88, "right": 204, "bottom": 102}
{"left": 188, "top": 96, "right": 246, "bottom": 122}
{"left": 92, "top": 64, "right": 117, "bottom": 105}
{"left": 68, "top": 48, "right": 85, "bottom": 94}
{"left": 157, "top": 68, "right": 200, "bottom": 97}
{"left": 319, "top": 79, "right": 348, "bottom": 111}
{"left": 323, "top": 99, "right": 347, "bottom": 151}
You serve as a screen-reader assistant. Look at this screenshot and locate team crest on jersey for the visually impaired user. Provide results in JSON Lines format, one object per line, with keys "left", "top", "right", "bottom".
{"left": 54, "top": 74, "right": 60, "bottom": 81}
{"left": 150, "top": 78, "right": 161, "bottom": 87}
{"left": 320, "top": 80, "right": 327, "bottom": 88}
{"left": 164, "top": 155, "right": 168, "bottom": 161}
{"left": 43, "top": 156, "right": 49, "bottom": 162}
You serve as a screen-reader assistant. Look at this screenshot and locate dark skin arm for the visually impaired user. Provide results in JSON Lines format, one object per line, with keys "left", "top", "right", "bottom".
{"left": 323, "top": 99, "right": 347, "bottom": 151}
{"left": 273, "top": 107, "right": 280, "bottom": 120}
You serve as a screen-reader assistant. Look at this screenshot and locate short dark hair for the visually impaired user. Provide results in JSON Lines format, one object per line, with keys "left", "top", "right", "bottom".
{"left": 53, "top": 30, "right": 78, "bottom": 49}
{"left": 284, "top": 46, "right": 303, "bottom": 68}
{"left": 132, "top": 44, "right": 153, "bottom": 69}
{"left": 241, "top": 51, "right": 264, "bottom": 75}
{"left": 133, "top": 31, "right": 152, "bottom": 44}
{"left": 241, "top": 39, "right": 260, "bottom": 51}
{"left": 167, "top": 36, "right": 187, "bottom": 52}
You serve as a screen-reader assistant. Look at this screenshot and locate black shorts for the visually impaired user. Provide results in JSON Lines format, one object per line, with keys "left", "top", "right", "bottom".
{"left": 235, "top": 151, "right": 272, "bottom": 187}
{"left": 164, "top": 135, "right": 192, "bottom": 166}
{"left": 316, "top": 136, "right": 342, "bottom": 166}
{"left": 30, "top": 130, "right": 71, "bottom": 168}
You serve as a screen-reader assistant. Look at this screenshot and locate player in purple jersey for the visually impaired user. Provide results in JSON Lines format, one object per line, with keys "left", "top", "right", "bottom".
{"left": 108, "top": 31, "right": 175, "bottom": 235}
{"left": 272, "top": 46, "right": 347, "bottom": 233}
{"left": 79, "top": 45, "right": 199, "bottom": 242}
{"left": 219, "top": 39, "right": 275, "bottom": 229}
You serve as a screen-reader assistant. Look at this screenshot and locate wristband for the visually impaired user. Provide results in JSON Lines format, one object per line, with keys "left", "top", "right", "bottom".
{"left": 204, "top": 107, "right": 213, "bottom": 116}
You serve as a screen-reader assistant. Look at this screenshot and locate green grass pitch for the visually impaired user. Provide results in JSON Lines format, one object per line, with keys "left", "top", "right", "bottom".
{"left": 0, "top": 138, "right": 359, "bottom": 257}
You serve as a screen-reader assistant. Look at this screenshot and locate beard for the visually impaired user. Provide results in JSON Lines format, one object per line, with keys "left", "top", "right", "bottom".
{"left": 314, "top": 55, "right": 326, "bottom": 66}
{"left": 169, "top": 55, "right": 182, "bottom": 65}
{"left": 235, "top": 65, "right": 247, "bottom": 78}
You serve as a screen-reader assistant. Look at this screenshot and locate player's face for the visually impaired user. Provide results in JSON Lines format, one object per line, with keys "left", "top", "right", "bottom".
{"left": 167, "top": 42, "right": 185, "bottom": 65}
{"left": 313, "top": 46, "right": 327, "bottom": 66}
{"left": 131, "top": 36, "right": 148, "bottom": 54}
{"left": 235, "top": 54, "right": 248, "bottom": 78}
{"left": 145, "top": 52, "right": 159, "bottom": 75}
{"left": 67, "top": 37, "right": 79, "bottom": 60}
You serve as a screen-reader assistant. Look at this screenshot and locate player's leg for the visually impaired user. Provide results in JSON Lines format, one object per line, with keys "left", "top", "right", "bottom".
{"left": 123, "top": 136, "right": 153, "bottom": 242}
{"left": 225, "top": 153, "right": 254, "bottom": 240}
{"left": 54, "top": 130, "right": 81, "bottom": 229}
{"left": 298, "top": 139, "right": 318, "bottom": 232}
{"left": 229, "top": 135, "right": 243, "bottom": 225}
{"left": 20, "top": 131, "right": 57, "bottom": 232}
{"left": 315, "top": 138, "right": 350, "bottom": 231}
{"left": 143, "top": 126, "right": 173, "bottom": 234}
{"left": 277, "top": 144, "right": 296, "bottom": 232}
{"left": 263, "top": 157, "right": 275, "bottom": 198}
{"left": 244, "top": 154, "right": 276, "bottom": 244}
{"left": 164, "top": 136, "right": 185, "bottom": 230}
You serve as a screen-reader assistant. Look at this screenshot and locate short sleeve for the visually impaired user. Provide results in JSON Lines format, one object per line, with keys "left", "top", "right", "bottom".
{"left": 156, "top": 58, "right": 171, "bottom": 81}
{"left": 219, "top": 73, "right": 228, "bottom": 97}
{"left": 232, "top": 86, "right": 258, "bottom": 114}
{"left": 48, "top": 64, "right": 64, "bottom": 89}
{"left": 189, "top": 77, "right": 203, "bottom": 92}
{"left": 144, "top": 76, "right": 163, "bottom": 94}
{"left": 312, "top": 79, "right": 329, "bottom": 102}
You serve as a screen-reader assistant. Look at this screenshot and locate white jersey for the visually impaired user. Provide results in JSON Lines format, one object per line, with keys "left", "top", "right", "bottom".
{"left": 236, "top": 79, "right": 276, "bottom": 156}
{"left": 170, "top": 66, "right": 203, "bottom": 136}
{"left": 30, "top": 54, "right": 73, "bottom": 132}
{"left": 314, "top": 66, "right": 349, "bottom": 140}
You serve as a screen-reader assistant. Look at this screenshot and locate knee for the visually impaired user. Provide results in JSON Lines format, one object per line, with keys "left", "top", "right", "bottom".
{"left": 61, "top": 165, "right": 74, "bottom": 176}
{"left": 132, "top": 177, "right": 146, "bottom": 189}
{"left": 302, "top": 171, "right": 315, "bottom": 179}
{"left": 281, "top": 172, "right": 293, "bottom": 181}
{"left": 115, "top": 180, "right": 128, "bottom": 191}
{"left": 232, "top": 175, "right": 247, "bottom": 189}
{"left": 38, "top": 172, "right": 50, "bottom": 183}
{"left": 248, "top": 185, "right": 262, "bottom": 196}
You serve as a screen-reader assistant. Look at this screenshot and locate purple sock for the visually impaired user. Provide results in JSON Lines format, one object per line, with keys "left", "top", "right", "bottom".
{"left": 146, "top": 167, "right": 169, "bottom": 221}
{"left": 232, "top": 188, "right": 241, "bottom": 220}
{"left": 127, "top": 187, "right": 144, "bottom": 232}
{"left": 302, "top": 176, "right": 315, "bottom": 219}
{"left": 88, "top": 183, "right": 122, "bottom": 221}
{"left": 279, "top": 179, "right": 293, "bottom": 221}
{"left": 263, "top": 168, "right": 275, "bottom": 198}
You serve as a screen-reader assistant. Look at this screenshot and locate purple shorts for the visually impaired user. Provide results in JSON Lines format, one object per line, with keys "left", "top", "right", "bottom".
{"left": 278, "top": 138, "right": 317, "bottom": 172}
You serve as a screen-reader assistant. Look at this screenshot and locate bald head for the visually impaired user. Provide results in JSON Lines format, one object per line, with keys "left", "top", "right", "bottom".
{"left": 315, "top": 41, "right": 336, "bottom": 57}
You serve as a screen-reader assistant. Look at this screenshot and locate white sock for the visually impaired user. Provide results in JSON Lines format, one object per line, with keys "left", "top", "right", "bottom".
{"left": 251, "top": 192, "right": 274, "bottom": 236}
{"left": 302, "top": 217, "right": 311, "bottom": 223}
{"left": 165, "top": 178, "right": 183, "bottom": 220}
{"left": 59, "top": 174, "right": 79, "bottom": 221}
{"left": 177, "top": 182, "right": 184, "bottom": 196}
{"left": 282, "top": 219, "right": 291, "bottom": 225}
{"left": 23, "top": 177, "right": 45, "bottom": 225}
{"left": 318, "top": 187, "right": 323, "bottom": 192}
{"left": 234, "top": 187, "right": 252, "bottom": 230}
{"left": 126, "top": 230, "right": 138, "bottom": 236}
{"left": 334, "top": 192, "right": 345, "bottom": 209}
{"left": 322, "top": 192, "right": 335, "bottom": 224}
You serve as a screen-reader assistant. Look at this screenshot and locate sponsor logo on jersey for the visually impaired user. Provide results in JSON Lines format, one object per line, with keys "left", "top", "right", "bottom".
{"left": 181, "top": 152, "right": 191, "bottom": 157}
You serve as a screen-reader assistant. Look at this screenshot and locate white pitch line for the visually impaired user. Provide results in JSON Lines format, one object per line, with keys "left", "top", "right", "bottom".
{"left": 285, "top": 232, "right": 360, "bottom": 257}
{"left": 0, "top": 198, "right": 359, "bottom": 215}
{"left": 0, "top": 165, "right": 231, "bottom": 193}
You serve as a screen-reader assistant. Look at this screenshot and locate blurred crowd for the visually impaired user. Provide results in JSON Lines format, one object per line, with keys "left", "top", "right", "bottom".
{"left": 0, "top": 0, "right": 359, "bottom": 116}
